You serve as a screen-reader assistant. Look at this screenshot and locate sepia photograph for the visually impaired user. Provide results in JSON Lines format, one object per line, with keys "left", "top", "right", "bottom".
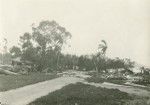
{"left": 0, "top": 0, "right": 150, "bottom": 105}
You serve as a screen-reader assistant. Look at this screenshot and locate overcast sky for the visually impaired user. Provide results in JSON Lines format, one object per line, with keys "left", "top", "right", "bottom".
{"left": 0, "top": 0, "right": 150, "bottom": 66}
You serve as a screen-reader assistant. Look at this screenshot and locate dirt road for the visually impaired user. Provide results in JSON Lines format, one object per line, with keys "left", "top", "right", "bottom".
{"left": 0, "top": 76, "right": 83, "bottom": 105}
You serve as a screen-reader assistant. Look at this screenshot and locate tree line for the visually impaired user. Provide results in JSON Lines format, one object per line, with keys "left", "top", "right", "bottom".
{"left": 1, "top": 20, "right": 135, "bottom": 72}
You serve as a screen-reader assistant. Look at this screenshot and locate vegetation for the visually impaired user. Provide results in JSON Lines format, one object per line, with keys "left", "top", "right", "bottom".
{"left": 1, "top": 20, "right": 149, "bottom": 86}
{"left": 0, "top": 20, "right": 150, "bottom": 105}
{"left": 133, "top": 75, "right": 150, "bottom": 86}
{"left": 106, "top": 77, "right": 127, "bottom": 85}
{"left": 28, "top": 82, "right": 132, "bottom": 105}
{"left": 0, "top": 53, "right": 11, "bottom": 64}
{"left": 86, "top": 73, "right": 126, "bottom": 85}
{"left": 0, "top": 73, "right": 58, "bottom": 91}
{"left": 86, "top": 76, "right": 105, "bottom": 83}
{"left": 9, "top": 20, "right": 72, "bottom": 71}
{"left": 124, "top": 96, "right": 150, "bottom": 105}
{"left": 4, "top": 20, "right": 135, "bottom": 73}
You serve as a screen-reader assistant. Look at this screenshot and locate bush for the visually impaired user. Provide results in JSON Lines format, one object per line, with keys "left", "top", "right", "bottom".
{"left": 107, "top": 77, "right": 126, "bottom": 80}
{"left": 133, "top": 75, "right": 150, "bottom": 86}
{"left": 86, "top": 76, "right": 105, "bottom": 83}
{"left": 106, "top": 77, "right": 127, "bottom": 85}
{"left": 86, "top": 72, "right": 127, "bottom": 85}
{"left": 86, "top": 72, "right": 106, "bottom": 83}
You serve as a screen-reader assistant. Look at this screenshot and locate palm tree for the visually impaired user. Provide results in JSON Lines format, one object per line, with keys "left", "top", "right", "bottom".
{"left": 94, "top": 40, "right": 108, "bottom": 72}
{"left": 98, "top": 40, "right": 107, "bottom": 56}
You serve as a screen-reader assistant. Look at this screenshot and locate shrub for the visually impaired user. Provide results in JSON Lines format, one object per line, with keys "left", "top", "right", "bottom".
{"left": 133, "top": 75, "right": 150, "bottom": 86}
{"left": 86, "top": 76, "right": 105, "bottom": 83}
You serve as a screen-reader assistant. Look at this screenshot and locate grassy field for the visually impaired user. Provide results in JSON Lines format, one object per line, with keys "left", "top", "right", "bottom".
{"left": 0, "top": 72, "right": 58, "bottom": 91}
{"left": 28, "top": 82, "right": 133, "bottom": 105}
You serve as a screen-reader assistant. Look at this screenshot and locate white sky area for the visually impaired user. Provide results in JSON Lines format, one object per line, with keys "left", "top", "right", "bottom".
{"left": 0, "top": 0, "right": 150, "bottom": 66}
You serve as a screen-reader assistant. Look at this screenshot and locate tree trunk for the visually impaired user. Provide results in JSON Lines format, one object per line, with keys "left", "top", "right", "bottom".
{"left": 93, "top": 60, "right": 98, "bottom": 72}
{"left": 56, "top": 52, "right": 60, "bottom": 70}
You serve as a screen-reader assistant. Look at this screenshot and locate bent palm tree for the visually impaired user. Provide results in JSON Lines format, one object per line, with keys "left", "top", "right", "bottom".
{"left": 93, "top": 40, "right": 107, "bottom": 72}
{"left": 98, "top": 40, "right": 107, "bottom": 56}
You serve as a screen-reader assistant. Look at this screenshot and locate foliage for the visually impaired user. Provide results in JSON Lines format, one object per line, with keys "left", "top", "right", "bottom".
{"left": 9, "top": 20, "right": 136, "bottom": 72}
{"left": 10, "top": 20, "right": 72, "bottom": 71}
{"left": 123, "top": 58, "right": 135, "bottom": 69}
{"left": 98, "top": 40, "right": 108, "bottom": 55}
{"left": 106, "top": 77, "right": 127, "bottom": 85}
{"left": 133, "top": 75, "right": 150, "bottom": 86}
{"left": 28, "top": 82, "right": 132, "bottom": 105}
{"left": 86, "top": 76, "right": 105, "bottom": 83}
{"left": 0, "top": 53, "right": 12, "bottom": 64}
{"left": 31, "top": 21, "right": 71, "bottom": 70}
{"left": 78, "top": 55, "right": 94, "bottom": 71}
{"left": 10, "top": 46, "right": 22, "bottom": 58}
{"left": 86, "top": 73, "right": 126, "bottom": 85}
{"left": 0, "top": 38, "right": 11, "bottom": 64}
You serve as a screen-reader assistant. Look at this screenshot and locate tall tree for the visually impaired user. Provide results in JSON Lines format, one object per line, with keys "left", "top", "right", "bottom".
{"left": 19, "top": 32, "right": 38, "bottom": 62}
{"left": 10, "top": 20, "right": 71, "bottom": 71}
{"left": 32, "top": 20, "right": 71, "bottom": 70}
{"left": 20, "top": 32, "right": 33, "bottom": 50}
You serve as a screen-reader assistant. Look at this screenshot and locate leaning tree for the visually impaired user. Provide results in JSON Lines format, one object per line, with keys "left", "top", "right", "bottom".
{"left": 93, "top": 40, "right": 108, "bottom": 72}
{"left": 98, "top": 40, "right": 108, "bottom": 56}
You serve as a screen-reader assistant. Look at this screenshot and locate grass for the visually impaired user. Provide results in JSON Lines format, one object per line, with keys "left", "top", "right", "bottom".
{"left": 124, "top": 95, "right": 150, "bottom": 105}
{"left": 106, "top": 77, "right": 126, "bottom": 85}
{"left": 86, "top": 76, "right": 105, "bottom": 83}
{"left": 133, "top": 80, "right": 150, "bottom": 86}
{"left": 0, "top": 72, "right": 58, "bottom": 91}
{"left": 28, "top": 82, "right": 132, "bottom": 105}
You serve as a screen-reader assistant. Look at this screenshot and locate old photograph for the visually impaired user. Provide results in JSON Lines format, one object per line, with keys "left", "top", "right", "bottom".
{"left": 0, "top": 0, "right": 150, "bottom": 105}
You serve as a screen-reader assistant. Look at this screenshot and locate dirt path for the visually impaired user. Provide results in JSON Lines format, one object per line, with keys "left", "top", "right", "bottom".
{"left": 0, "top": 76, "right": 83, "bottom": 105}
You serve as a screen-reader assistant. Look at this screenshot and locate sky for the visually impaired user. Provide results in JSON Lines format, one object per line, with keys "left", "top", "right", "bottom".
{"left": 0, "top": 0, "right": 150, "bottom": 66}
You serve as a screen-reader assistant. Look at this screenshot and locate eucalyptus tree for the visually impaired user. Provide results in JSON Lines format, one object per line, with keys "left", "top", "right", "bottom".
{"left": 10, "top": 20, "right": 72, "bottom": 71}
{"left": 32, "top": 20, "right": 71, "bottom": 70}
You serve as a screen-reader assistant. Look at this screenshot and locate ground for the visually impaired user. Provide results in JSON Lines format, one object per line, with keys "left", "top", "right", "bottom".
{"left": 28, "top": 82, "right": 132, "bottom": 105}
{"left": 0, "top": 76, "right": 82, "bottom": 105}
{"left": 0, "top": 70, "right": 150, "bottom": 105}
{"left": 0, "top": 72, "right": 58, "bottom": 91}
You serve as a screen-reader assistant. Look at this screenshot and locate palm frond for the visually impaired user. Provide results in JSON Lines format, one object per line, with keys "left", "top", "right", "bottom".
{"left": 101, "top": 40, "right": 107, "bottom": 46}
